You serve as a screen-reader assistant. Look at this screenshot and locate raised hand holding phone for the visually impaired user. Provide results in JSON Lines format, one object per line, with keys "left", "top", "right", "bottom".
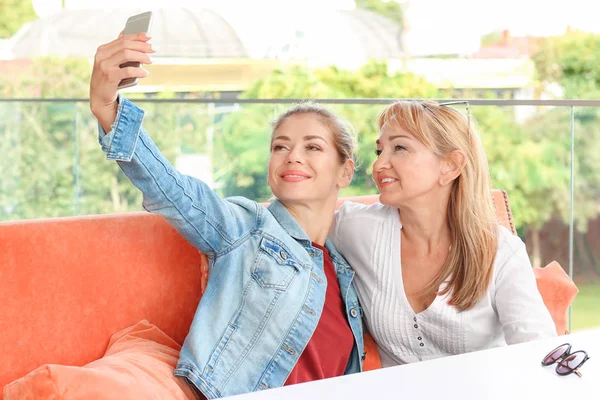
{"left": 89, "top": 11, "right": 155, "bottom": 132}
{"left": 118, "top": 11, "right": 154, "bottom": 89}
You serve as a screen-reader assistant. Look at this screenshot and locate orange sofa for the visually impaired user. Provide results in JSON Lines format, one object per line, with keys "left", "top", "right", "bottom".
{"left": 0, "top": 191, "right": 576, "bottom": 398}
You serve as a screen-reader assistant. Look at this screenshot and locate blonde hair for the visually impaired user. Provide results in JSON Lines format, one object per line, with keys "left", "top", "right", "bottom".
{"left": 378, "top": 100, "right": 499, "bottom": 311}
{"left": 271, "top": 102, "right": 357, "bottom": 166}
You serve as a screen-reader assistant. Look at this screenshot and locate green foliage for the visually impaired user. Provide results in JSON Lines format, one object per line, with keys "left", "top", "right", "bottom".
{"left": 533, "top": 31, "right": 600, "bottom": 99}
{"left": 479, "top": 103, "right": 597, "bottom": 234}
{"left": 476, "top": 106, "right": 571, "bottom": 230}
{"left": 480, "top": 30, "right": 503, "bottom": 47}
{"left": 0, "top": 56, "right": 91, "bottom": 98}
{"left": 0, "top": 0, "right": 37, "bottom": 39}
{"left": 531, "top": 31, "right": 600, "bottom": 232}
{"left": 213, "top": 104, "right": 274, "bottom": 200}
{"left": 525, "top": 108, "right": 599, "bottom": 231}
{"left": 0, "top": 57, "right": 93, "bottom": 220}
{"left": 2, "top": 46, "right": 597, "bottom": 241}
{"left": 0, "top": 56, "right": 214, "bottom": 220}
{"left": 571, "top": 283, "right": 600, "bottom": 331}
{"left": 0, "top": 101, "right": 76, "bottom": 219}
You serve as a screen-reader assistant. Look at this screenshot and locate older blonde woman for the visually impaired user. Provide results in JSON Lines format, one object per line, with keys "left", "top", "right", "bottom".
{"left": 331, "top": 100, "right": 556, "bottom": 367}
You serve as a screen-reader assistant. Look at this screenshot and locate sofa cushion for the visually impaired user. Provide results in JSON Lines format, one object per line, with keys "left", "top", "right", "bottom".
{"left": 534, "top": 261, "right": 579, "bottom": 335}
{"left": 0, "top": 212, "right": 205, "bottom": 397}
{"left": 3, "top": 320, "right": 196, "bottom": 400}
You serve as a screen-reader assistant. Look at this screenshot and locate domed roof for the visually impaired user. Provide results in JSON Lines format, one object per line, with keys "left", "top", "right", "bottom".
{"left": 237, "top": 8, "right": 402, "bottom": 64}
{"left": 10, "top": 8, "right": 248, "bottom": 58}
{"left": 9, "top": 7, "right": 402, "bottom": 63}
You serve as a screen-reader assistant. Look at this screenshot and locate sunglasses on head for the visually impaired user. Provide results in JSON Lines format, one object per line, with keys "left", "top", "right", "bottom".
{"left": 421, "top": 100, "right": 471, "bottom": 143}
{"left": 541, "top": 343, "right": 590, "bottom": 377}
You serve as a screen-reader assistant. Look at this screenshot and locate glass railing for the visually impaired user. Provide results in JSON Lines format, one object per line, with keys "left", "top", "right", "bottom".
{"left": 1, "top": 97, "right": 598, "bottom": 332}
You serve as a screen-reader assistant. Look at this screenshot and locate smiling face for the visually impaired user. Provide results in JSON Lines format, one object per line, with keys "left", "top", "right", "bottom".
{"left": 267, "top": 113, "right": 353, "bottom": 206}
{"left": 373, "top": 121, "right": 446, "bottom": 208}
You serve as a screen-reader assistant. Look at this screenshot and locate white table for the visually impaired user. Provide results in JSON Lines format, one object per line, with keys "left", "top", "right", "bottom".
{"left": 227, "top": 329, "right": 599, "bottom": 399}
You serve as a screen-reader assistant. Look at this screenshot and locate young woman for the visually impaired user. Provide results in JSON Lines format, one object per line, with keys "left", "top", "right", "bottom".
{"left": 90, "top": 32, "right": 364, "bottom": 398}
{"left": 331, "top": 100, "right": 556, "bottom": 367}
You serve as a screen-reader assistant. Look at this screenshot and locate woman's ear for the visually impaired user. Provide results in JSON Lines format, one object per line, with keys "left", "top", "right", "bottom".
{"left": 338, "top": 159, "right": 355, "bottom": 189}
{"left": 439, "top": 150, "right": 466, "bottom": 186}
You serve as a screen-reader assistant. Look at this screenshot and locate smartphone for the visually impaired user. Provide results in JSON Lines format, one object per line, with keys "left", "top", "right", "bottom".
{"left": 118, "top": 11, "right": 153, "bottom": 90}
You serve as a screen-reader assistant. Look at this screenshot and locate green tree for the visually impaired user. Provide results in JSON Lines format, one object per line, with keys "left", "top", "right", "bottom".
{"left": 0, "top": 57, "right": 92, "bottom": 220}
{"left": 533, "top": 30, "right": 600, "bottom": 99}
{"left": 0, "top": 57, "right": 212, "bottom": 221}
{"left": 531, "top": 31, "right": 600, "bottom": 271}
{"left": 473, "top": 106, "right": 573, "bottom": 268}
{"left": 0, "top": 0, "right": 37, "bottom": 39}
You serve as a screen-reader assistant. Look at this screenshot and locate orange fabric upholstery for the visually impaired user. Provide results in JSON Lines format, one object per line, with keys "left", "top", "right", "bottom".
{"left": 4, "top": 320, "right": 196, "bottom": 400}
{"left": 0, "top": 189, "right": 569, "bottom": 396}
{"left": 0, "top": 214, "right": 205, "bottom": 399}
{"left": 534, "top": 261, "right": 579, "bottom": 336}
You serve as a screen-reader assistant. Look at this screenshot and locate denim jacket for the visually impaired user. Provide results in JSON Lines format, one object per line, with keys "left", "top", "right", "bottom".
{"left": 98, "top": 97, "right": 364, "bottom": 398}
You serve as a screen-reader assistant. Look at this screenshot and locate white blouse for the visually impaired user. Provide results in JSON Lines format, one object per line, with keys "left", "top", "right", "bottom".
{"left": 332, "top": 201, "right": 557, "bottom": 367}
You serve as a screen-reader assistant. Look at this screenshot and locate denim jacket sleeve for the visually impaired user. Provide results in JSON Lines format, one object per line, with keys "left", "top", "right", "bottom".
{"left": 97, "top": 96, "right": 258, "bottom": 255}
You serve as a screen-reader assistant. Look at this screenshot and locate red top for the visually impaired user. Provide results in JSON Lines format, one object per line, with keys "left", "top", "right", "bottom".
{"left": 285, "top": 242, "right": 355, "bottom": 386}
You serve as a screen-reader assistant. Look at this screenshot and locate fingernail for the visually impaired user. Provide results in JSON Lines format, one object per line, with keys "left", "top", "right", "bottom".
{"left": 148, "top": 56, "right": 154, "bottom": 63}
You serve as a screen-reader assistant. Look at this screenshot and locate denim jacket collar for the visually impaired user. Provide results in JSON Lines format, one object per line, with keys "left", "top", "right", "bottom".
{"left": 266, "top": 199, "right": 312, "bottom": 244}
{"left": 266, "top": 200, "right": 351, "bottom": 271}
{"left": 325, "top": 237, "right": 352, "bottom": 271}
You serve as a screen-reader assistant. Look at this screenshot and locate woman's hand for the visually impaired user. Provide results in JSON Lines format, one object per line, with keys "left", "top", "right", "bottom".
{"left": 89, "top": 32, "right": 154, "bottom": 132}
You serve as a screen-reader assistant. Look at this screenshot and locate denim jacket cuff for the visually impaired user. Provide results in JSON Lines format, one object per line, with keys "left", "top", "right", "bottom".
{"left": 97, "top": 95, "right": 145, "bottom": 161}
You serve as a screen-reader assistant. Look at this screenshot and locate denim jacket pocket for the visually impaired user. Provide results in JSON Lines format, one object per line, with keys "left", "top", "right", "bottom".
{"left": 205, "top": 321, "right": 238, "bottom": 374}
{"left": 252, "top": 237, "right": 302, "bottom": 291}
